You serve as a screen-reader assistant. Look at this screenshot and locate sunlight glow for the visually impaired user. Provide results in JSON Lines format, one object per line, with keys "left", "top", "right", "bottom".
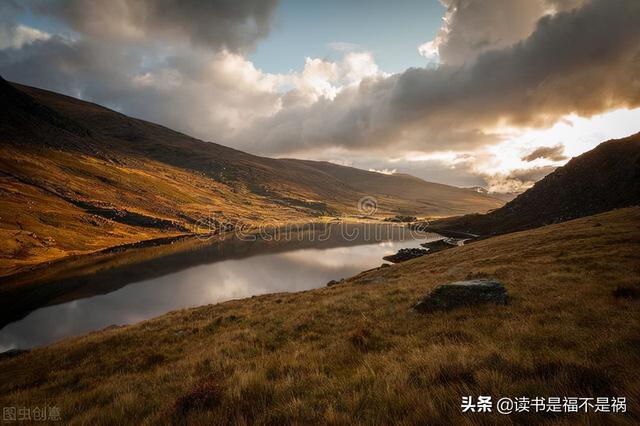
{"left": 484, "top": 107, "right": 640, "bottom": 174}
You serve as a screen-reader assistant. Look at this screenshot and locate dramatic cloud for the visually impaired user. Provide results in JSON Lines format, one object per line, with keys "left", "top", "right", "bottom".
{"left": 424, "top": 0, "right": 548, "bottom": 66}
{"left": 1, "top": 0, "right": 394, "bottom": 145}
{"left": 0, "top": 2, "right": 51, "bottom": 50}
{"left": 1, "top": 0, "right": 638, "bottom": 192}
{"left": 522, "top": 144, "right": 567, "bottom": 162}
{"left": 235, "top": 0, "right": 640, "bottom": 155}
{"left": 30, "top": 0, "right": 278, "bottom": 52}
{"left": 0, "top": 0, "right": 283, "bottom": 140}
{"left": 422, "top": 0, "right": 589, "bottom": 66}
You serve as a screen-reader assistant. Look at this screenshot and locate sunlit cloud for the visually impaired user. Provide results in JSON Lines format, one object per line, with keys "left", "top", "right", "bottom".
{"left": 1, "top": 0, "right": 638, "bottom": 192}
{"left": 368, "top": 168, "right": 397, "bottom": 175}
{"left": 0, "top": 25, "right": 50, "bottom": 49}
{"left": 486, "top": 108, "right": 640, "bottom": 174}
{"left": 417, "top": 40, "right": 440, "bottom": 67}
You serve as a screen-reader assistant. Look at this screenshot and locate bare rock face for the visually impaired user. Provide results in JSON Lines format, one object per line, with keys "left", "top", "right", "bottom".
{"left": 413, "top": 279, "right": 507, "bottom": 313}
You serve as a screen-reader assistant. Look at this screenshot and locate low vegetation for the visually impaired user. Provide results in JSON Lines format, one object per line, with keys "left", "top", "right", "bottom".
{"left": 1, "top": 207, "right": 638, "bottom": 424}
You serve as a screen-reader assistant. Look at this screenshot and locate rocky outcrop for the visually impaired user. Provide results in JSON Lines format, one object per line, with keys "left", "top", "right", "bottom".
{"left": 420, "top": 239, "right": 453, "bottom": 253}
{"left": 384, "top": 215, "right": 417, "bottom": 223}
{"left": 383, "top": 248, "right": 428, "bottom": 263}
{"left": 413, "top": 279, "right": 507, "bottom": 313}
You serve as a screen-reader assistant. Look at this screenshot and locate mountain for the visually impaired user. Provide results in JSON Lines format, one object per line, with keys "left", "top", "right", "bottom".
{"left": 0, "top": 78, "right": 502, "bottom": 276}
{"left": 281, "top": 160, "right": 503, "bottom": 217}
{"left": 429, "top": 133, "right": 640, "bottom": 236}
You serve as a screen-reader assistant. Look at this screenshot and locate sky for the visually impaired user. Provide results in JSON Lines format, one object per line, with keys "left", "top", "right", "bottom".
{"left": 1, "top": 0, "right": 639, "bottom": 192}
{"left": 251, "top": 0, "right": 444, "bottom": 74}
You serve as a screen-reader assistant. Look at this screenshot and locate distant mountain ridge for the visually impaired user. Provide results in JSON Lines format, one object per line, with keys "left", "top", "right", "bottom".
{"left": 0, "top": 77, "right": 502, "bottom": 276}
{"left": 431, "top": 133, "right": 640, "bottom": 236}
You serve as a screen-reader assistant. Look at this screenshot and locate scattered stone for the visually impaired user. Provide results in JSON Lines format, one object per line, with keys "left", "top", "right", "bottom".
{"left": 383, "top": 248, "right": 428, "bottom": 263}
{"left": 612, "top": 286, "right": 639, "bottom": 300}
{"left": 384, "top": 215, "right": 418, "bottom": 223}
{"left": 327, "top": 279, "right": 345, "bottom": 287}
{"left": 380, "top": 263, "right": 390, "bottom": 268}
{"left": 413, "top": 279, "right": 507, "bottom": 313}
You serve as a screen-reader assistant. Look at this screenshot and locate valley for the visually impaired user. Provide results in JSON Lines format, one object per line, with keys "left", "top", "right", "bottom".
{"left": 1, "top": 207, "right": 638, "bottom": 424}
{"left": 0, "top": 79, "right": 503, "bottom": 277}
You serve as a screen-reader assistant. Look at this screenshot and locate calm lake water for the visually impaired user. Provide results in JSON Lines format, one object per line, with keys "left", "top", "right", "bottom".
{"left": 0, "top": 225, "right": 440, "bottom": 351}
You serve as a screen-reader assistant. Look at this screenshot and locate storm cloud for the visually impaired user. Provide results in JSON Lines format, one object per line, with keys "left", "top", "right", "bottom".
{"left": 0, "top": 0, "right": 639, "bottom": 191}
{"left": 238, "top": 0, "right": 640, "bottom": 155}
{"left": 30, "top": 0, "right": 278, "bottom": 52}
{"left": 0, "top": 0, "right": 283, "bottom": 139}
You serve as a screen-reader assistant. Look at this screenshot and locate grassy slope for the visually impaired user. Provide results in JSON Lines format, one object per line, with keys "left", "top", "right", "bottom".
{"left": 1, "top": 207, "right": 638, "bottom": 424}
{"left": 0, "top": 143, "right": 315, "bottom": 277}
{"left": 0, "top": 81, "right": 503, "bottom": 277}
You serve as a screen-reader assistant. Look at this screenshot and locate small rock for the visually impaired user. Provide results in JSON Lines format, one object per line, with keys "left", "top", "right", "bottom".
{"left": 327, "top": 279, "right": 345, "bottom": 287}
{"left": 383, "top": 248, "right": 429, "bottom": 263}
{"left": 612, "top": 286, "right": 639, "bottom": 300}
{"left": 413, "top": 279, "right": 507, "bottom": 313}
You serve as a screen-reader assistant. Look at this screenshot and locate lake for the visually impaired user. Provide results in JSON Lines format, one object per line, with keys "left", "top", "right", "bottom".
{"left": 0, "top": 223, "right": 440, "bottom": 351}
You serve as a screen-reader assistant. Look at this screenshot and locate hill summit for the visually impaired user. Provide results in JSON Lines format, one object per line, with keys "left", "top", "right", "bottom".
{"left": 431, "top": 133, "right": 640, "bottom": 236}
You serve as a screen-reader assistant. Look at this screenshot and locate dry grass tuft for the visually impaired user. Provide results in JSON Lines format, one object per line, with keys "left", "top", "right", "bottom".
{"left": 349, "top": 325, "right": 375, "bottom": 352}
{"left": 172, "top": 374, "right": 224, "bottom": 418}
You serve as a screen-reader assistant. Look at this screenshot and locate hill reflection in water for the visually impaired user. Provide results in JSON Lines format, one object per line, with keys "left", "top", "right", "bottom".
{"left": 0, "top": 223, "right": 440, "bottom": 350}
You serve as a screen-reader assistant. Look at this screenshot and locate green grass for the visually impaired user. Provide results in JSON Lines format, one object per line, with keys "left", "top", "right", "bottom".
{"left": 1, "top": 207, "right": 639, "bottom": 424}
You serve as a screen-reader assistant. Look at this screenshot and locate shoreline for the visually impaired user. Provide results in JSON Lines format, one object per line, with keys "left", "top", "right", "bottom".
{"left": 0, "top": 221, "right": 434, "bottom": 328}
{"left": 0, "top": 218, "right": 434, "bottom": 286}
